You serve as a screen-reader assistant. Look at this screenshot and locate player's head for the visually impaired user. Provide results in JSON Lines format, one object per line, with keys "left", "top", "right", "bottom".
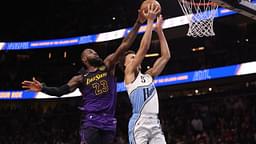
{"left": 81, "top": 48, "right": 103, "bottom": 67}
{"left": 120, "top": 50, "right": 141, "bottom": 72}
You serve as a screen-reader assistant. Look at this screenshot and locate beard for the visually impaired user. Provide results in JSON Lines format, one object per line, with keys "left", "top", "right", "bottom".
{"left": 87, "top": 57, "right": 104, "bottom": 67}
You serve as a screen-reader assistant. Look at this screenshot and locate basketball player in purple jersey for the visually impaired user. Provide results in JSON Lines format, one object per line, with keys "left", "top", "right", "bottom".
{"left": 22, "top": 11, "right": 145, "bottom": 144}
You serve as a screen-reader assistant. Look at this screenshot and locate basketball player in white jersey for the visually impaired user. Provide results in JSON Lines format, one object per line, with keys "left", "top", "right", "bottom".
{"left": 120, "top": 4, "right": 170, "bottom": 144}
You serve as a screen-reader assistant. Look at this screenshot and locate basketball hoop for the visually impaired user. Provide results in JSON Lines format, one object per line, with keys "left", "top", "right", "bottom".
{"left": 177, "top": 0, "right": 218, "bottom": 37}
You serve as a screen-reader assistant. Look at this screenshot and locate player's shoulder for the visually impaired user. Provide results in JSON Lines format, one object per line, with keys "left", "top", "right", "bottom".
{"left": 98, "top": 65, "right": 107, "bottom": 72}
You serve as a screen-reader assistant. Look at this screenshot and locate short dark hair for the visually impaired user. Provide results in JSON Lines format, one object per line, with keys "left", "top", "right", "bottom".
{"left": 119, "top": 50, "right": 136, "bottom": 72}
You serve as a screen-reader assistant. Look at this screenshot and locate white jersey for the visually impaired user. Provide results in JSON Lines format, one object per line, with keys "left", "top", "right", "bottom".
{"left": 125, "top": 72, "right": 159, "bottom": 114}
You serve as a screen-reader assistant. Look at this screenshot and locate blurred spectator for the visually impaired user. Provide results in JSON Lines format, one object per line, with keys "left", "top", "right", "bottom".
{"left": 191, "top": 112, "right": 204, "bottom": 134}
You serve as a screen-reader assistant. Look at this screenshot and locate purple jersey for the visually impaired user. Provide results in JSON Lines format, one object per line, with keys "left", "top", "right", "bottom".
{"left": 79, "top": 65, "right": 117, "bottom": 130}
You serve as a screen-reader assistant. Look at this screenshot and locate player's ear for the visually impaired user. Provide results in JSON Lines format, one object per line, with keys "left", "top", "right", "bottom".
{"left": 81, "top": 57, "right": 87, "bottom": 63}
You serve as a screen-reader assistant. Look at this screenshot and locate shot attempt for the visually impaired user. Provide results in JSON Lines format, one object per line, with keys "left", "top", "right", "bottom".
{"left": 120, "top": 1, "right": 171, "bottom": 143}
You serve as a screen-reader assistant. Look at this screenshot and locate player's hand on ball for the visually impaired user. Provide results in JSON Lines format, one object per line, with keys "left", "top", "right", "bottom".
{"left": 140, "top": 0, "right": 161, "bottom": 19}
{"left": 143, "top": 3, "right": 160, "bottom": 21}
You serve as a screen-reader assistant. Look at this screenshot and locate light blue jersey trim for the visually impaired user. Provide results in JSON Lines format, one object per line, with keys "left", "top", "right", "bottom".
{"left": 128, "top": 114, "right": 140, "bottom": 144}
{"left": 129, "top": 83, "right": 156, "bottom": 113}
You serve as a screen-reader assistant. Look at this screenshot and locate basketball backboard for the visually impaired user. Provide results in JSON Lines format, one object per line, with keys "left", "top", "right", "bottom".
{"left": 212, "top": 0, "right": 256, "bottom": 20}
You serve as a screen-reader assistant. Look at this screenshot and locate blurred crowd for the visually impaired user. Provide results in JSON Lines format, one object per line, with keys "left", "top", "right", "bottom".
{"left": 159, "top": 94, "right": 256, "bottom": 144}
{"left": 0, "top": 100, "right": 80, "bottom": 144}
{"left": 0, "top": 92, "right": 256, "bottom": 144}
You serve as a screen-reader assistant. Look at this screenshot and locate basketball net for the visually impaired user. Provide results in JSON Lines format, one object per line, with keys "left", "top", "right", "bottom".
{"left": 178, "top": 0, "right": 218, "bottom": 37}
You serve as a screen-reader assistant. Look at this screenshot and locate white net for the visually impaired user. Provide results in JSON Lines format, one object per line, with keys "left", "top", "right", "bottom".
{"left": 178, "top": 0, "right": 218, "bottom": 37}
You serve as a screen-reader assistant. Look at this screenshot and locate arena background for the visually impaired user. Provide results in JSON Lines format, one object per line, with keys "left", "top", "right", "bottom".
{"left": 0, "top": 0, "right": 256, "bottom": 143}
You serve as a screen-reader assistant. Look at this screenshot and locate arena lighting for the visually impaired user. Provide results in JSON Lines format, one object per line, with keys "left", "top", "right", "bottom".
{"left": 192, "top": 47, "right": 205, "bottom": 52}
{"left": 0, "top": 61, "right": 256, "bottom": 100}
{"left": 0, "top": 7, "right": 238, "bottom": 51}
{"left": 145, "top": 53, "right": 159, "bottom": 57}
{"left": 64, "top": 51, "right": 67, "bottom": 58}
{"left": 48, "top": 52, "right": 52, "bottom": 59}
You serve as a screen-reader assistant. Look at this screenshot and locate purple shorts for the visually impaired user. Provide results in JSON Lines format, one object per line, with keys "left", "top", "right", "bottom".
{"left": 79, "top": 113, "right": 117, "bottom": 144}
{"left": 80, "top": 126, "right": 116, "bottom": 144}
{"left": 80, "top": 113, "right": 117, "bottom": 130}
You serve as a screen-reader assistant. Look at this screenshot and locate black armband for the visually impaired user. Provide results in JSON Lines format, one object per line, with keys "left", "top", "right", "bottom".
{"left": 41, "top": 84, "right": 70, "bottom": 97}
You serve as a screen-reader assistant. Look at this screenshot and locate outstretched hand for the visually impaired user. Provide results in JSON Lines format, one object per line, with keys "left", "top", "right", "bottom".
{"left": 155, "top": 14, "right": 163, "bottom": 32}
{"left": 143, "top": 3, "right": 160, "bottom": 21}
{"left": 22, "top": 77, "right": 42, "bottom": 92}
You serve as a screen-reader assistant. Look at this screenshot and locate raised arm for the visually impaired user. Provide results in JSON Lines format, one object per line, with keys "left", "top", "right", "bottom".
{"left": 125, "top": 4, "right": 159, "bottom": 74}
{"left": 22, "top": 75, "right": 82, "bottom": 97}
{"left": 146, "top": 15, "right": 171, "bottom": 77}
{"left": 104, "top": 10, "right": 145, "bottom": 70}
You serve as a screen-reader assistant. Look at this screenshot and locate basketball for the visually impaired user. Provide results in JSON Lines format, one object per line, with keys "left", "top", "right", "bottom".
{"left": 140, "top": 0, "right": 161, "bottom": 17}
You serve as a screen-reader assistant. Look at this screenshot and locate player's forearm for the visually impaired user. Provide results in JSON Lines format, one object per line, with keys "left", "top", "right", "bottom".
{"left": 121, "top": 19, "right": 142, "bottom": 49}
{"left": 107, "top": 19, "right": 142, "bottom": 65}
{"left": 129, "top": 20, "right": 153, "bottom": 70}
{"left": 157, "top": 29, "right": 171, "bottom": 59}
{"left": 41, "top": 84, "right": 71, "bottom": 97}
{"left": 139, "top": 20, "right": 154, "bottom": 52}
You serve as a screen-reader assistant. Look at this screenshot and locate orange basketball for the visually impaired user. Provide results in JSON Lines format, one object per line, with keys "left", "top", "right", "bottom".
{"left": 140, "top": 0, "right": 161, "bottom": 17}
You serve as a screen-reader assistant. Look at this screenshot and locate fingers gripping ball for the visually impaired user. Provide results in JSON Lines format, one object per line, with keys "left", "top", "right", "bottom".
{"left": 140, "top": 0, "right": 161, "bottom": 17}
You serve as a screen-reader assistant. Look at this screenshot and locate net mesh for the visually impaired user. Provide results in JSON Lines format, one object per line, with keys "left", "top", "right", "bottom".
{"left": 178, "top": 0, "right": 218, "bottom": 37}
